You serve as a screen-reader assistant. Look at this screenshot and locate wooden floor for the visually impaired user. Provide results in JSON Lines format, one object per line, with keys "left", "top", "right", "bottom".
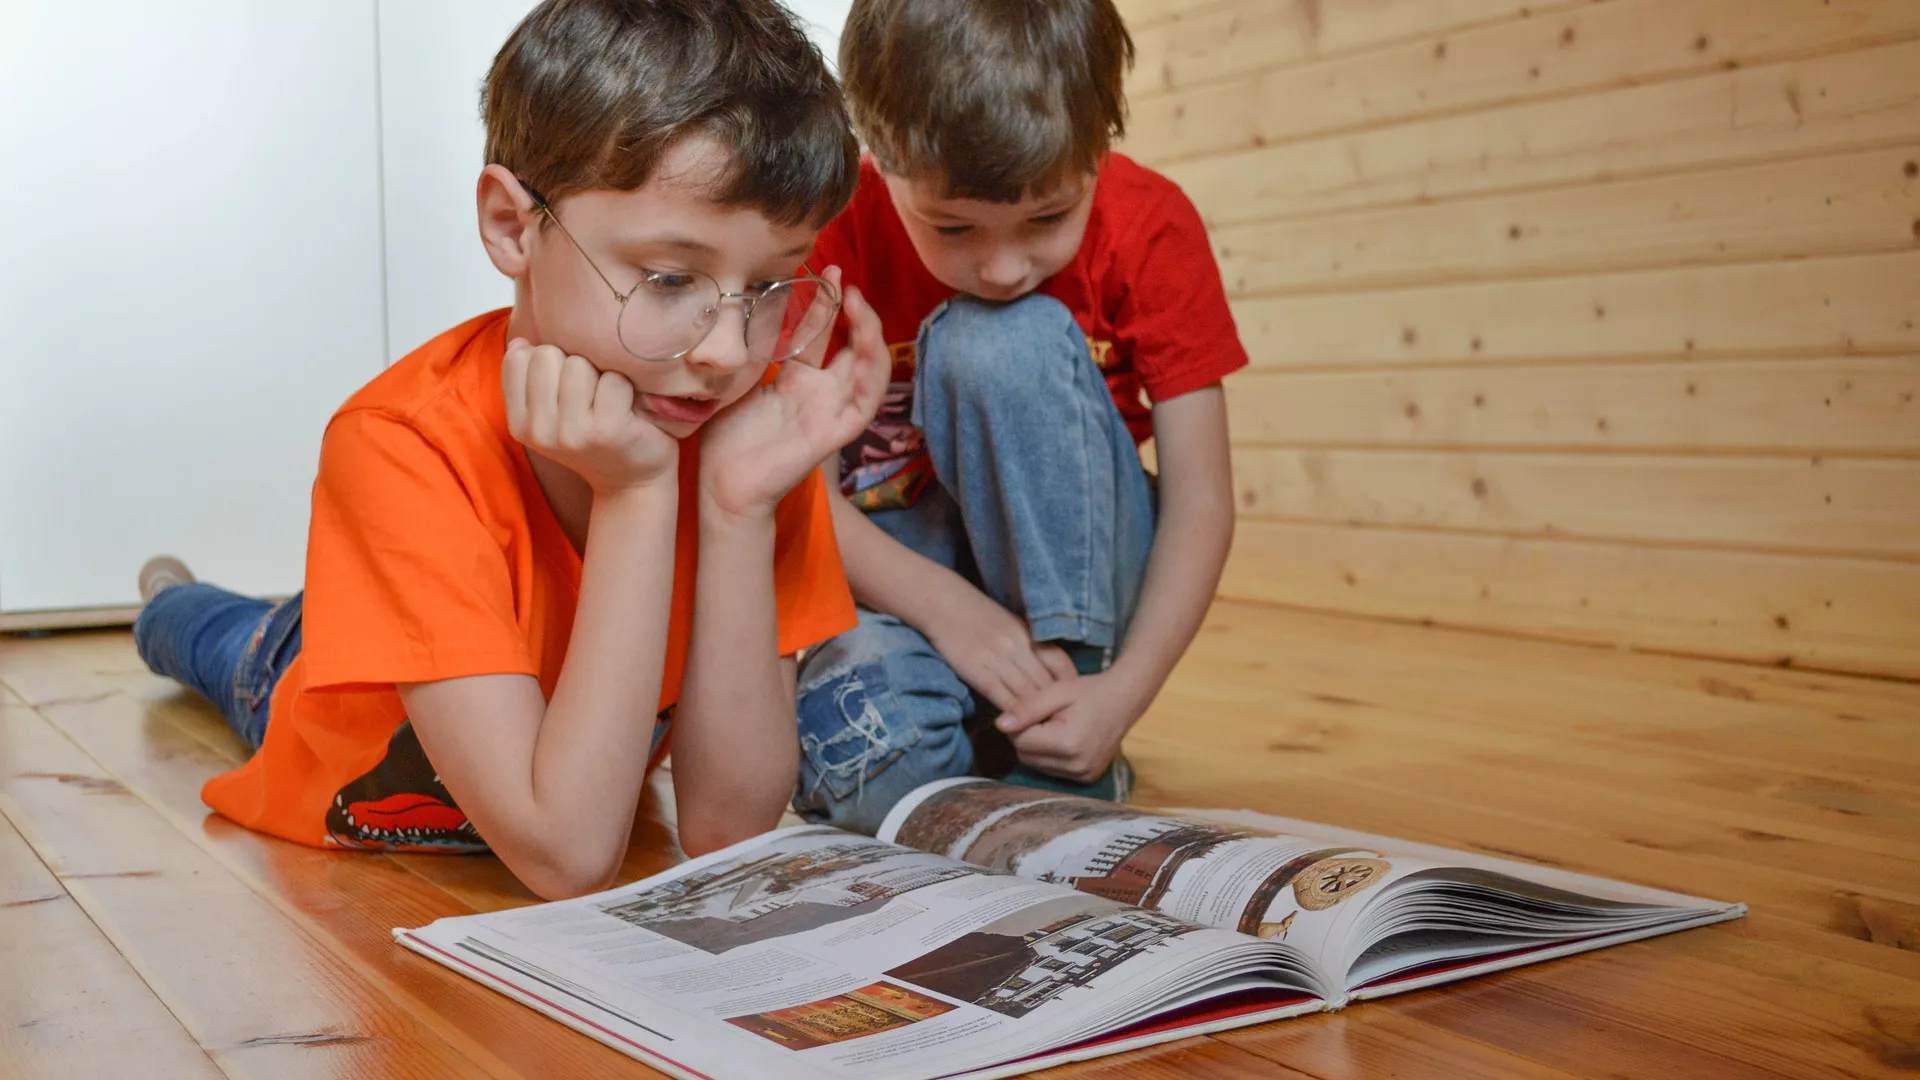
{"left": 1, "top": 600, "right": 1916, "bottom": 1079}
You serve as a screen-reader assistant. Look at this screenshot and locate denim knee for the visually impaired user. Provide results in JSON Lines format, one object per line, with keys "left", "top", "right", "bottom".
{"left": 793, "top": 613, "right": 975, "bottom": 835}
{"left": 915, "top": 294, "right": 1087, "bottom": 411}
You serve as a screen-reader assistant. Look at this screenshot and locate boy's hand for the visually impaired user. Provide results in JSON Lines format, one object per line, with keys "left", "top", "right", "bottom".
{"left": 993, "top": 668, "right": 1150, "bottom": 785}
{"left": 700, "top": 272, "right": 887, "bottom": 520}
{"left": 923, "top": 582, "right": 1077, "bottom": 713}
{"left": 504, "top": 339, "right": 678, "bottom": 496}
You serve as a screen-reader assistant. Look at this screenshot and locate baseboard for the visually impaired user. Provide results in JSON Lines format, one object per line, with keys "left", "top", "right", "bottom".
{"left": 0, "top": 605, "right": 143, "bottom": 633}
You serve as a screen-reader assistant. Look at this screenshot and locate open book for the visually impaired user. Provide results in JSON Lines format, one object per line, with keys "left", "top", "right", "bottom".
{"left": 397, "top": 779, "right": 1744, "bottom": 1080}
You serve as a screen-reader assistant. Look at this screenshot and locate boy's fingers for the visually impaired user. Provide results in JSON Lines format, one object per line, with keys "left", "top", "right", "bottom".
{"left": 838, "top": 288, "right": 889, "bottom": 419}
{"left": 502, "top": 342, "right": 531, "bottom": 436}
{"left": 557, "top": 353, "right": 599, "bottom": 434}
{"left": 592, "top": 369, "right": 635, "bottom": 428}
{"left": 1006, "top": 646, "right": 1057, "bottom": 699}
{"left": 1035, "top": 644, "right": 1077, "bottom": 683}
{"left": 970, "top": 671, "right": 1019, "bottom": 714}
{"left": 789, "top": 268, "right": 841, "bottom": 369}
{"left": 525, "top": 345, "right": 564, "bottom": 443}
{"left": 998, "top": 682, "right": 1075, "bottom": 734}
{"left": 1006, "top": 715, "right": 1071, "bottom": 757}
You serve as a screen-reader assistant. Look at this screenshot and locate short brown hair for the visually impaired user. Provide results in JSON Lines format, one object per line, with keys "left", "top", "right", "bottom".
{"left": 839, "top": 0, "right": 1134, "bottom": 202}
{"left": 484, "top": 0, "right": 858, "bottom": 228}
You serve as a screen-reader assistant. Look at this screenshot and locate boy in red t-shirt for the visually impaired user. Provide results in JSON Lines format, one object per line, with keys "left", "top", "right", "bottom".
{"left": 794, "top": 0, "right": 1246, "bottom": 832}
{"left": 130, "top": 0, "right": 886, "bottom": 899}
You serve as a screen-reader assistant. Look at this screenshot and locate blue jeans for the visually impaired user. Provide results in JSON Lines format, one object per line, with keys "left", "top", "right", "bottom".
{"left": 133, "top": 584, "right": 303, "bottom": 750}
{"left": 795, "top": 294, "right": 1156, "bottom": 833}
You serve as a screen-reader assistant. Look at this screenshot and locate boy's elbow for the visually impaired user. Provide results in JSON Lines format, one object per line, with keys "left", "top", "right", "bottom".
{"left": 509, "top": 843, "right": 624, "bottom": 901}
{"left": 678, "top": 809, "right": 773, "bottom": 859}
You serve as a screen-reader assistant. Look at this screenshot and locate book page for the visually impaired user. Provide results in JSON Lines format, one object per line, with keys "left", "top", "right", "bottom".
{"left": 878, "top": 779, "right": 1419, "bottom": 967}
{"left": 877, "top": 780, "right": 1738, "bottom": 984}
{"left": 400, "top": 825, "right": 1319, "bottom": 1080}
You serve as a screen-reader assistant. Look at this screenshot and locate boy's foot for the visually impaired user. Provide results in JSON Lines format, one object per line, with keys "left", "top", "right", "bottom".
{"left": 1004, "top": 753, "right": 1133, "bottom": 803}
{"left": 138, "top": 556, "right": 196, "bottom": 604}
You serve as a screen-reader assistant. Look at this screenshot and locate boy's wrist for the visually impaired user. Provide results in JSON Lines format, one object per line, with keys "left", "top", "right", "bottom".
{"left": 1103, "top": 652, "right": 1164, "bottom": 706}
{"left": 696, "top": 487, "right": 778, "bottom": 534}
{"left": 591, "top": 481, "right": 678, "bottom": 524}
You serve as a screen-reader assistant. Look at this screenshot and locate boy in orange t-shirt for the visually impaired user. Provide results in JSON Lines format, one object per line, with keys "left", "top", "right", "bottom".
{"left": 130, "top": 0, "right": 886, "bottom": 899}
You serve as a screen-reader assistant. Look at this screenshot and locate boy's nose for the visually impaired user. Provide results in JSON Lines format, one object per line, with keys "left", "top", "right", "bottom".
{"left": 685, "top": 301, "right": 752, "bottom": 372}
{"left": 976, "top": 252, "right": 1029, "bottom": 294}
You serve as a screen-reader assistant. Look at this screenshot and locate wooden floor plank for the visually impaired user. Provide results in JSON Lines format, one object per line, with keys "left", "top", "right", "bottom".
{"left": 3, "top": 605, "right": 1917, "bottom": 1077}
{"left": 0, "top": 698, "right": 489, "bottom": 1079}
{"left": 0, "top": 781, "right": 225, "bottom": 1080}
{"left": 22, "top": 688, "right": 680, "bottom": 1080}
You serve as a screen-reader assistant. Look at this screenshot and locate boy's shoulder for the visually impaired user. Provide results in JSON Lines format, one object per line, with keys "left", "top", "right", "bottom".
{"left": 1083, "top": 153, "right": 1202, "bottom": 248}
{"left": 335, "top": 309, "right": 512, "bottom": 428}
{"left": 317, "top": 308, "right": 519, "bottom": 492}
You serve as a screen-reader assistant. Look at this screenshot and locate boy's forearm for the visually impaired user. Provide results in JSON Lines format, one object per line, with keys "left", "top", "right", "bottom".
{"left": 670, "top": 500, "right": 797, "bottom": 854}
{"left": 1110, "top": 387, "right": 1238, "bottom": 709}
{"left": 828, "top": 486, "right": 980, "bottom": 630}
{"left": 1110, "top": 479, "right": 1234, "bottom": 700}
{"left": 528, "top": 484, "right": 679, "bottom": 884}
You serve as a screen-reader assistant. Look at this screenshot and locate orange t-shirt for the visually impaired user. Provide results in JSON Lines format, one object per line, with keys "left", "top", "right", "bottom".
{"left": 200, "top": 310, "right": 856, "bottom": 851}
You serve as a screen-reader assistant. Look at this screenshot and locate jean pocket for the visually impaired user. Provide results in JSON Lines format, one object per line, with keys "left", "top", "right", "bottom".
{"left": 796, "top": 659, "right": 924, "bottom": 806}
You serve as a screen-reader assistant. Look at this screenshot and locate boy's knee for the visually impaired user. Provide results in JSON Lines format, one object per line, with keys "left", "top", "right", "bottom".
{"left": 918, "top": 294, "right": 1086, "bottom": 404}
{"left": 793, "top": 617, "right": 973, "bottom": 834}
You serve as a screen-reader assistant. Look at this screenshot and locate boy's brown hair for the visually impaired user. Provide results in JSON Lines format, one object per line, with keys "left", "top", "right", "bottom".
{"left": 839, "top": 0, "right": 1134, "bottom": 202}
{"left": 483, "top": 0, "right": 858, "bottom": 227}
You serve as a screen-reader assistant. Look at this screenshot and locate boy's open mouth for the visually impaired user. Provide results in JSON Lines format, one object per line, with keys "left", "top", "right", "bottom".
{"left": 642, "top": 393, "right": 721, "bottom": 425}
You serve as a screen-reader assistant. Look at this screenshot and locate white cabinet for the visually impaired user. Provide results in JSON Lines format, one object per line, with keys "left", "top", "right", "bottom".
{"left": 0, "top": 2, "right": 387, "bottom": 623}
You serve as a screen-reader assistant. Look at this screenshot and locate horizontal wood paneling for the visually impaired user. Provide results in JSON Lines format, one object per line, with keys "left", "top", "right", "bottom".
{"left": 1117, "top": 0, "right": 1920, "bottom": 675}
{"left": 1231, "top": 251, "right": 1920, "bottom": 369}
{"left": 1165, "top": 38, "right": 1920, "bottom": 228}
{"left": 1229, "top": 447, "right": 1920, "bottom": 558}
{"left": 1213, "top": 143, "right": 1920, "bottom": 296}
{"left": 1218, "top": 520, "right": 1920, "bottom": 677}
{"left": 1224, "top": 357, "right": 1920, "bottom": 453}
{"left": 1127, "top": 0, "right": 1920, "bottom": 164}
{"left": 1129, "top": 0, "right": 1580, "bottom": 98}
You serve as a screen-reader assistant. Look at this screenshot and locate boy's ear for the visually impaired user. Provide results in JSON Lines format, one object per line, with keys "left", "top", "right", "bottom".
{"left": 477, "top": 164, "right": 539, "bottom": 278}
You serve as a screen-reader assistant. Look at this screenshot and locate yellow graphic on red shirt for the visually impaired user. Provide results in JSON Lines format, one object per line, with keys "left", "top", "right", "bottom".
{"left": 840, "top": 336, "right": 1116, "bottom": 513}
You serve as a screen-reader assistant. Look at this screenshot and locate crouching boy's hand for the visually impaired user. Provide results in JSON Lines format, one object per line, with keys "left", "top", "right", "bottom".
{"left": 993, "top": 669, "right": 1153, "bottom": 785}
{"left": 700, "top": 269, "right": 888, "bottom": 520}
{"left": 503, "top": 338, "right": 678, "bottom": 496}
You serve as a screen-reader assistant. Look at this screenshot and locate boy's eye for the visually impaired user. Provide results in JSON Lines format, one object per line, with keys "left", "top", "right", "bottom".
{"left": 1029, "top": 213, "right": 1068, "bottom": 226}
{"left": 933, "top": 224, "right": 972, "bottom": 237}
{"left": 747, "top": 280, "right": 781, "bottom": 296}
{"left": 641, "top": 271, "right": 704, "bottom": 294}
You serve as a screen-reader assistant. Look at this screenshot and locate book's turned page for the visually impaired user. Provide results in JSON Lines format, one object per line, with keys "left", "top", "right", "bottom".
{"left": 398, "top": 826, "right": 1322, "bottom": 1080}
{"left": 880, "top": 780, "right": 1743, "bottom": 1000}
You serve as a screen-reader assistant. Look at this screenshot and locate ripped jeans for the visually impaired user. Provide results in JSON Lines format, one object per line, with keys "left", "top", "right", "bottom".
{"left": 794, "top": 294, "right": 1155, "bottom": 834}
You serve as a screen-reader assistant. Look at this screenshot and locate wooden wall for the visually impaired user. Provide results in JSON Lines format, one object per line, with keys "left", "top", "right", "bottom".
{"left": 1115, "top": 0, "right": 1920, "bottom": 679}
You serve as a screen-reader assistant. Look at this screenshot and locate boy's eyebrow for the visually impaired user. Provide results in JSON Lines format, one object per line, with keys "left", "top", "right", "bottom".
{"left": 622, "top": 235, "right": 815, "bottom": 261}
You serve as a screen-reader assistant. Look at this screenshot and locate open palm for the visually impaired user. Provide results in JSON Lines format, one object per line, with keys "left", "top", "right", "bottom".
{"left": 701, "top": 284, "right": 887, "bottom": 518}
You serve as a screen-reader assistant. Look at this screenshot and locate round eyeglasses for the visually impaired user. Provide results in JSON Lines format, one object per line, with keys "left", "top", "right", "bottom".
{"left": 525, "top": 184, "right": 840, "bottom": 364}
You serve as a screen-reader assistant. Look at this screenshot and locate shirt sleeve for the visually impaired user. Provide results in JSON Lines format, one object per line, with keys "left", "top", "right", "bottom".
{"left": 1112, "top": 185, "right": 1251, "bottom": 403}
{"left": 300, "top": 409, "right": 536, "bottom": 690}
{"left": 770, "top": 466, "right": 857, "bottom": 657}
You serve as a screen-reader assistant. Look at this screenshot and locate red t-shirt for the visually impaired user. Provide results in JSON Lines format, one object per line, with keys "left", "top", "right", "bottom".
{"left": 811, "top": 153, "right": 1248, "bottom": 511}
{"left": 200, "top": 310, "right": 856, "bottom": 852}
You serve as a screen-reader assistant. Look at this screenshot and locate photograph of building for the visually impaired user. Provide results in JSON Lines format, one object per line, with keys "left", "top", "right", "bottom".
{"left": 885, "top": 896, "right": 1196, "bottom": 1019}
{"left": 725, "top": 981, "right": 956, "bottom": 1050}
{"left": 601, "top": 832, "right": 974, "bottom": 953}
